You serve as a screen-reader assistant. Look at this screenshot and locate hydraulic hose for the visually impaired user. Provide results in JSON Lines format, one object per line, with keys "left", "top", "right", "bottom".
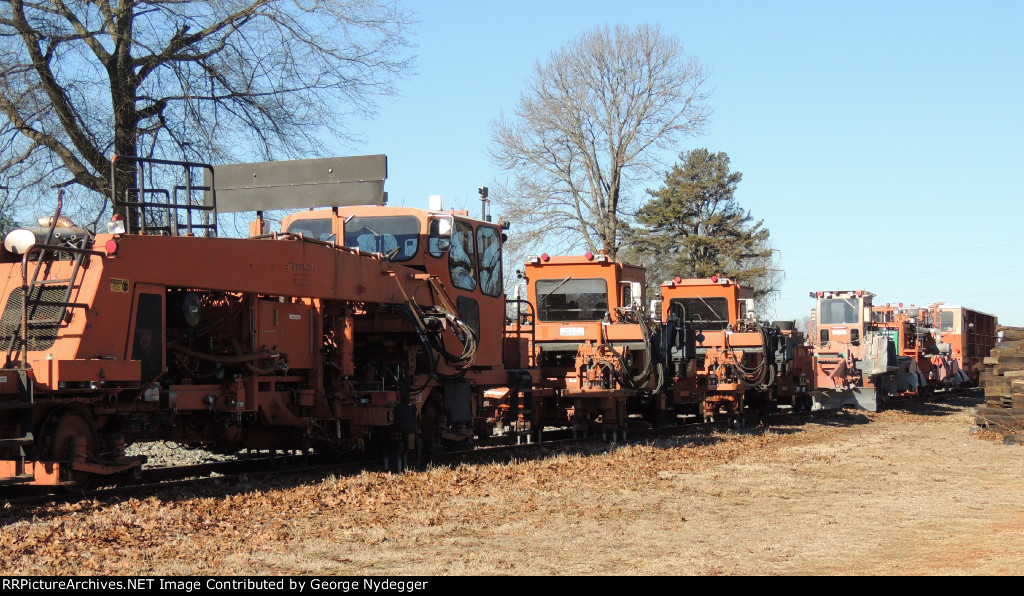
{"left": 415, "top": 305, "right": 478, "bottom": 379}
{"left": 393, "top": 305, "right": 439, "bottom": 394}
{"left": 169, "top": 342, "right": 277, "bottom": 365}
{"left": 728, "top": 321, "right": 776, "bottom": 388}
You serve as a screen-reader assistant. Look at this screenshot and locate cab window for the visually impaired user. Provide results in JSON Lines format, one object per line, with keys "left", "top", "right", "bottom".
{"left": 343, "top": 215, "right": 420, "bottom": 261}
{"left": 668, "top": 297, "right": 730, "bottom": 330}
{"left": 286, "top": 218, "right": 333, "bottom": 241}
{"left": 476, "top": 226, "right": 503, "bottom": 297}
{"left": 537, "top": 278, "right": 608, "bottom": 322}
{"left": 449, "top": 221, "right": 477, "bottom": 291}
{"left": 428, "top": 217, "right": 453, "bottom": 257}
{"left": 819, "top": 298, "right": 859, "bottom": 325}
{"left": 457, "top": 296, "right": 480, "bottom": 341}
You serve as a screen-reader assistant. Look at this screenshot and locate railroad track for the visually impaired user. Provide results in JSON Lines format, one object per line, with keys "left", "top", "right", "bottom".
{"left": 8, "top": 390, "right": 977, "bottom": 510}
{"left": 0, "top": 406, "right": 831, "bottom": 508}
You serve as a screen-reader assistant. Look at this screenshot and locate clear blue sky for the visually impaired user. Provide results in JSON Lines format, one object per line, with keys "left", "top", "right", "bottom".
{"left": 342, "top": 0, "right": 1024, "bottom": 326}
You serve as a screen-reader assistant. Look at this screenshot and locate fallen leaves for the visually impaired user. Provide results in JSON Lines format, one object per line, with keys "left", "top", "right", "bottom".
{"left": 1, "top": 397, "right": 1016, "bottom": 575}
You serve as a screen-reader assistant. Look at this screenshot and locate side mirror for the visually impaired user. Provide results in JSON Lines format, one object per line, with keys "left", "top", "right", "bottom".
{"left": 428, "top": 215, "right": 454, "bottom": 256}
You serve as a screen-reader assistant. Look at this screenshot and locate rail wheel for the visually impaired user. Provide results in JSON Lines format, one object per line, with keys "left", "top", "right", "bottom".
{"left": 419, "top": 399, "right": 444, "bottom": 454}
{"left": 38, "top": 408, "right": 99, "bottom": 489}
{"left": 745, "top": 392, "right": 764, "bottom": 418}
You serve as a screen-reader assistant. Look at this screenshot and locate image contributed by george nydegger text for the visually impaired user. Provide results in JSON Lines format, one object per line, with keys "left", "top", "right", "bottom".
{"left": 1, "top": 578, "right": 431, "bottom": 593}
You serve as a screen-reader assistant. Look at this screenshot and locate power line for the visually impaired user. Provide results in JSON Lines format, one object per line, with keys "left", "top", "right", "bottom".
{"left": 779, "top": 241, "right": 1024, "bottom": 262}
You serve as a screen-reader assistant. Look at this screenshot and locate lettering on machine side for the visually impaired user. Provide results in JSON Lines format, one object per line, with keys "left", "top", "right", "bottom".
{"left": 285, "top": 261, "right": 316, "bottom": 272}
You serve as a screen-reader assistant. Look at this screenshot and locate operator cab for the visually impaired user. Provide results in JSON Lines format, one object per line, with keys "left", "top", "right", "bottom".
{"left": 811, "top": 290, "right": 873, "bottom": 349}
{"left": 660, "top": 276, "right": 754, "bottom": 332}
{"left": 197, "top": 153, "right": 510, "bottom": 370}
{"left": 525, "top": 252, "right": 645, "bottom": 325}
{"left": 521, "top": 253, "right": 647, "bottom": 369}
{"left": 280, "top": 204, "right": 507, "bottom": 370}
{"left": 280, "top": 205, "right": 505, "bottom": 299}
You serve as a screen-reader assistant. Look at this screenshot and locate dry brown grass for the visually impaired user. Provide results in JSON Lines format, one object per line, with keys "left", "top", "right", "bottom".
{"left": 3, "top": 392, "right": 1023, "bottom": 576}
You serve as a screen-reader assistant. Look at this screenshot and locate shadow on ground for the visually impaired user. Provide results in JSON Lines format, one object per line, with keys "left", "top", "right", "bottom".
{"left": 881, "top": 388, "right": 983, "bottom": 417}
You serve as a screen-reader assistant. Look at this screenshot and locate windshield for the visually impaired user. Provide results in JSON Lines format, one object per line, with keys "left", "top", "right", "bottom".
{"left": 819, "top": 298, "right": 860, "bottom": 325}
{"left": 668, "top": 297, "right": 730, "bottom": 330}
{"left": 536, "top": 278, "right": 608, "bottom": 322}
{"left": 343, "top": 215, "right": 420, "bottom": 261}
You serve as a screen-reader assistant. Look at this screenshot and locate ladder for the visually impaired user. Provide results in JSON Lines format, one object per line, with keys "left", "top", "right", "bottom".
{"left": 0, "top": 191, "right": 100, "bottom": 485}
{"left": 5, "top": 190, "right": 97, "bottom": 364}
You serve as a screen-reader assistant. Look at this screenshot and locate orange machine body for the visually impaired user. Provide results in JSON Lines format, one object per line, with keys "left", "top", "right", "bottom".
{"left": 660, "top": 277, "right": 812, "bottom": 419}
{"left": 869, "top": 302, "right": 993, "bottom": 394}
{"left": 0, "top": 156, "right": 529, "bottom": 486}
{"left": 808, "top": 290, "right": 896, "bottom": 411}
{"left": 517, "top": 253, "right": 658, "bottom": 437}
{"left": 928, "top": 303, "right": 997, "bottom": 385}
{"left": 868, "top": 304, "right": 941, "bottom": 396}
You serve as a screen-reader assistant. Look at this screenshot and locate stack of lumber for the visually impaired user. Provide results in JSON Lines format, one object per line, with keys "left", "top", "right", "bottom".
{"left": 974, "top": 339, "right": 1024, "bottom": 444}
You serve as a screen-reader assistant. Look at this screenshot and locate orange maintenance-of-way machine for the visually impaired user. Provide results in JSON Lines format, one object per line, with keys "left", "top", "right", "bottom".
{"left": 807, "top": 291, "right": 998, "bottom": 413}
{"left": 928, "top": 302, "right": 997, "bottom": 385}
{"left": 0, "top": 154, "right": 1000, "bottom": 488}
{"left": 808, "top": 290, "right": 898, "bottom": 411}
{"left": 511, "top": 252, "right": 663, "bottom": 441}
{"left": 0, "top": 155, "right": 530, "bottom": 486}
{"left": 659, "top": 276, "right": 812, "bottom": 422}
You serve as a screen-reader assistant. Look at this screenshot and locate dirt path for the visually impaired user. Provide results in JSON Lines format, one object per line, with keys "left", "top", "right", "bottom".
{"left": 3, "top": 392, "right": 1022, "bottom": 576}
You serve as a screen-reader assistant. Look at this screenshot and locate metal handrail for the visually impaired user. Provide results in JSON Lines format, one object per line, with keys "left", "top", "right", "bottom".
{"left": 505, "top": 298, "right": 537, "bottom": 369}
{"left": 110, "top": 155, "right": 217, "bottom": 236}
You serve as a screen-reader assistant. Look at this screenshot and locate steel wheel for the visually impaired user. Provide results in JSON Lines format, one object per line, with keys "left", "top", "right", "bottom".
{"left": 39, "top": 408, "right": 98, "bottom": 488}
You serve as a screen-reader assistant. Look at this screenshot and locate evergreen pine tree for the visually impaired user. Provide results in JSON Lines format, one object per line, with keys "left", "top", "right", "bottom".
{"left": 626, "top": 149, "right": 776, "bottom": 301}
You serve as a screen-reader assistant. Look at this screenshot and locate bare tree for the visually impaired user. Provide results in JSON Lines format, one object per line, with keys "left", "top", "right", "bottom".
{"left": 489, "top": 24, "right": 710, "bottom": 259}
{"left": 0, "top": 0, "right": 415, "bottom": 227}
